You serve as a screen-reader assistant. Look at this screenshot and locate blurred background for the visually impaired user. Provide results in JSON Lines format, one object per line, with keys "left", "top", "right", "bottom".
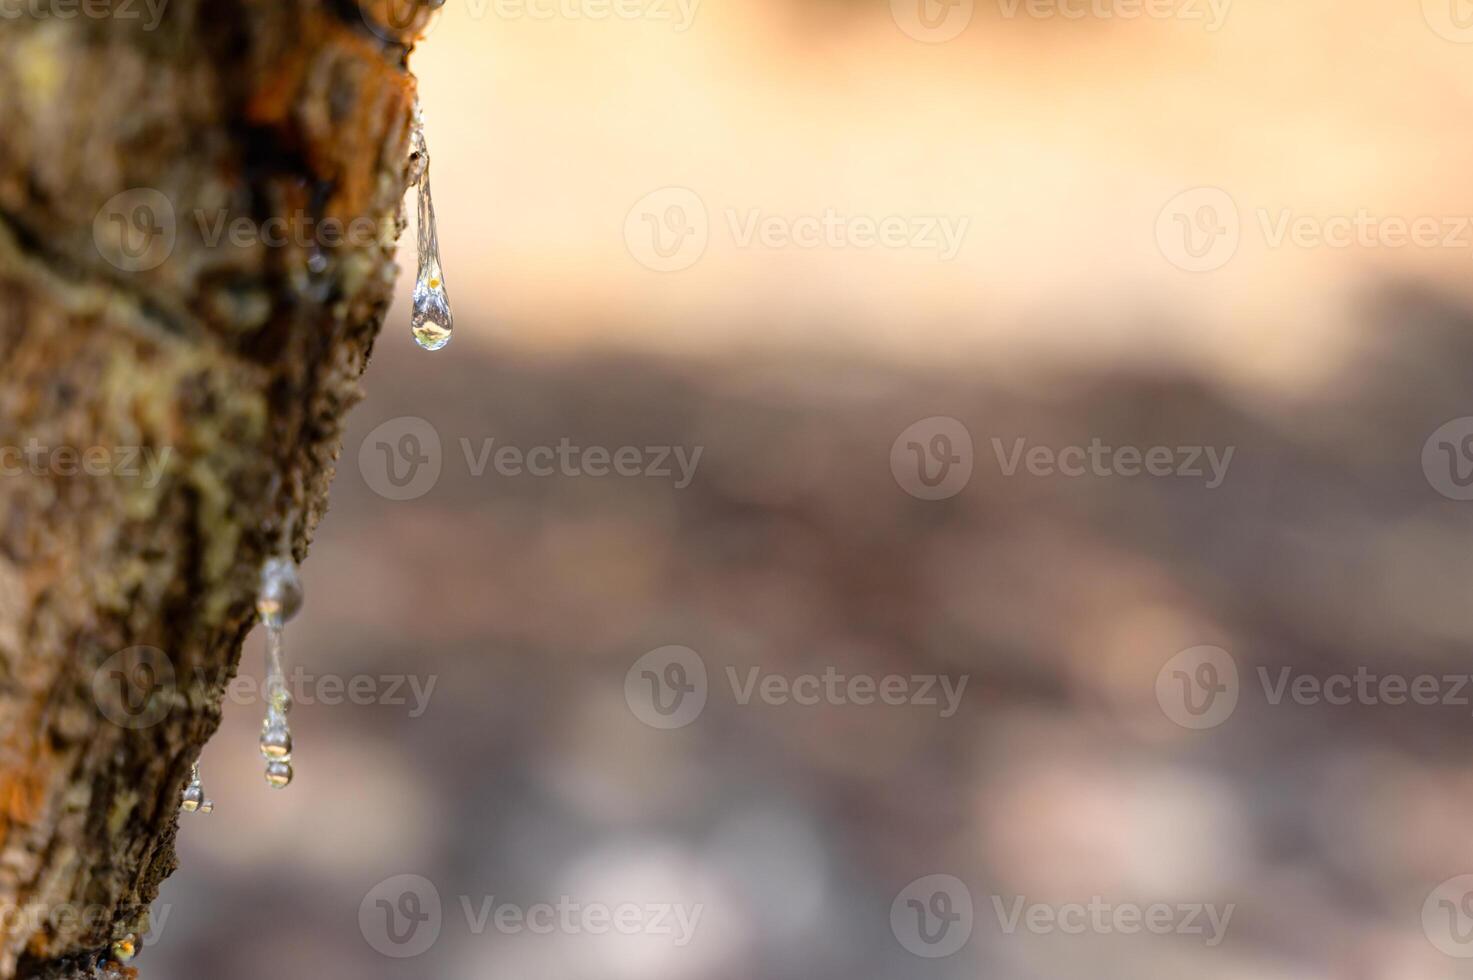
{"left": 150, "top": 1, "right": 1473, "bottom": 977}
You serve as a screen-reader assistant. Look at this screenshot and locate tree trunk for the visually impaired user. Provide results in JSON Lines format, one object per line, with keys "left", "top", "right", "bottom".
{"left": 0, "top": 3, "right": 434, "bottom": 975}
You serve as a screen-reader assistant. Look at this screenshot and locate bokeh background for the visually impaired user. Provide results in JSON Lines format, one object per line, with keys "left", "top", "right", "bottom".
{"left": 149, "top": 1, "right": 1473, "bottom": 977}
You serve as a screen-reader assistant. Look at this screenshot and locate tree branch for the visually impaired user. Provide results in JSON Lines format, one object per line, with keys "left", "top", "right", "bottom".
{"left": 0, "top": 2, "right": 430, "bottom": 974}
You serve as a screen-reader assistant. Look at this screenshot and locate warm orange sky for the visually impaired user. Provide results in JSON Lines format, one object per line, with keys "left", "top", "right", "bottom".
{"left": 395, "top": 0, "right": 1473, "bottom": 389}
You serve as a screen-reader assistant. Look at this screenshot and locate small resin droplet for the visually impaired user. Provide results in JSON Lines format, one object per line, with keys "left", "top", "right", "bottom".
{"left": 410, "top": 112, "right": 453, "bottom": 352}
{"left": 181, "top": 761, "right": 212, "bottom": 814}
{"left": 257, "top": 557, "right": 303, "bottom": 789}
{"left": 265, "top": 759, "right": 293, "bottom": 788}
{"left": 256, "top": 556, "right": 304, "bottom": 628}
{"left": 260, "top": 717, "right": 292, "bottom": 760}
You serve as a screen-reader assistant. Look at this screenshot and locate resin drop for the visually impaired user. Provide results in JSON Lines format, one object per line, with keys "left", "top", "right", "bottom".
{"left": 260, "top": 718, "right": 292, "bottom": 759}
{"left": 410, "top": 110, "right": 453, "bottom": 352}
{"left": 181, "top": 762, "right": 213, "bottom": 814}
{"left": 265, "top": 759, "right": 293, "bottom": 789}
{"left": 257, "top": 557, "right": 303, "bottom": 789}
{"left": 257, "top": 556, "right": 303, "bottom": 628}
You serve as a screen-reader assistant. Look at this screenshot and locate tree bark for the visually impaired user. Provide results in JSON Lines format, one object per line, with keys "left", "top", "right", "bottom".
{"left": 0, "top": 2, "right": 435, "bottom": 975}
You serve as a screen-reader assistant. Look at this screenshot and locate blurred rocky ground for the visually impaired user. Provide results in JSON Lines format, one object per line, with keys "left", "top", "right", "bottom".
{"left": 137, "top": 282, "right": 1473, "bottom": 980}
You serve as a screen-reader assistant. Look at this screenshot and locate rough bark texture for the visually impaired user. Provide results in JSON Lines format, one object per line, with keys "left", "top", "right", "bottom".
{"left": 0, "top": 2, "right": 436, "bottom": 975}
